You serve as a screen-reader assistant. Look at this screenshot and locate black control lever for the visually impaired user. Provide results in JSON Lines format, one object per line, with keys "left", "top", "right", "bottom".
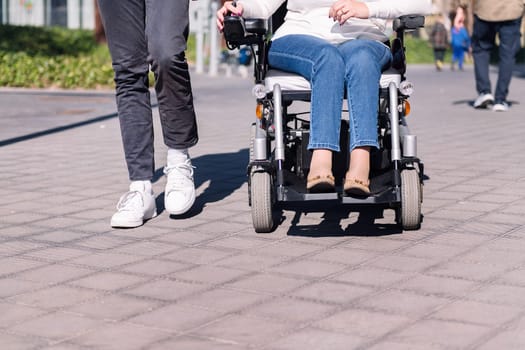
{"left": 223, "top": 1, "right": 246, "bottom": 45}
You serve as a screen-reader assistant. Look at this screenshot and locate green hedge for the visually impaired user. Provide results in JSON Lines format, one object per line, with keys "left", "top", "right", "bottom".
{"left": 0, "top": 24, "right": 199, "bottom": 89}
{"left": 0, "top": 25, "right": 114, "bottom": 88}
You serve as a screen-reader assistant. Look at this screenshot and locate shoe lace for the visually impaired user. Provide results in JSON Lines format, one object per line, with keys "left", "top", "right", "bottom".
{"left": 165, "top": 162, "right": 195, "bottom": 192}
{"left": 116, "top": 191, "right": 143, "bottom": 212}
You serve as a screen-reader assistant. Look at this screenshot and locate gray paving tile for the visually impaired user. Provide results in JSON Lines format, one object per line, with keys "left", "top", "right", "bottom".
{"left": 124, "top": 278, "right": 209, "bottom": 301}
{"left": 386, "top": 319, "right": 490, "bottom": 349}
{"left": 67, "top": 294, "right": 160, "bottom": 321}
{"left": 0, "top": 332, "right": 48, "bottom": 349}
{"left": 267, "top": 327, "right": 365, "bottom": 350}
{"left": 315, "top": 308, "right": 411, "bottom": 339}
{"left": 148, "top": 335, "right": 246, "bottom": 350}
{"left": 191, "top": 314, "right": 291, "bottom": 347}
{"left": 71, "top": 322, "right": 171, "bottom": 349}
{"left": 10, "top": 311, "right": 101, "bottom": 340}
{"left": 9, "top": 285, "right": 101, "bottom": 310}
{"left": 431, "top": 300, "right": 520, "bottom": 327}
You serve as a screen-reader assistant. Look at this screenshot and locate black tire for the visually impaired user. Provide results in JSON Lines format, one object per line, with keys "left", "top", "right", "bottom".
{"left": 400, "top": 168, "right": 422, "bottom": 230}
{"left": 250, "top": 171, "right": 274, "bottom": 233}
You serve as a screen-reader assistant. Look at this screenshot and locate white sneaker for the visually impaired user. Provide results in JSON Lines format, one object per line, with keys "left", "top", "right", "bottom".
{"left": 110, "top": 182, "right": 157, "bottom": 228}
{"left": 492, "top": 101, "right": 509, "bottom": 112}
{"left": 164, "top": 158, "right": 196, "bottom": 215}
{"left": 473, "top": 93, "right": 494, "bottom": 109}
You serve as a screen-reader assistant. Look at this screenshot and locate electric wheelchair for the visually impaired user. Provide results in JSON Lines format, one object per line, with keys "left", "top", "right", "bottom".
{"left": 223, "top": 4, "right": 425, "bottom": 233}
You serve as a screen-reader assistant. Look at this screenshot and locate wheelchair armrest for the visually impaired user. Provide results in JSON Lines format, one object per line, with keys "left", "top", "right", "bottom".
{"left": 245, "top": 18, "right": 268, "bottom": 35}
{"left": 223, "top": 15, "right": 268, "bottom": 47}
{"left": 393, "top": 15, "right": 425, "bottom": 32}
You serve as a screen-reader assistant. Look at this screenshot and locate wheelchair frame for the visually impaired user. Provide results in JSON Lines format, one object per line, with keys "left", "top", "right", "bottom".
{"left": 223, "top": 9, "right": 425, "bottom": 233}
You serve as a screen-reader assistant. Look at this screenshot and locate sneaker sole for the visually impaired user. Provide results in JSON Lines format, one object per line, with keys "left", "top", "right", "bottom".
{"left": 110, "top": 211, "right": 157, "bottom": 228}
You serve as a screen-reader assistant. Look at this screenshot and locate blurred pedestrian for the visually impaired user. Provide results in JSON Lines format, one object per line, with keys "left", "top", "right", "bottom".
{"left": 450, "top": 6, "right": 470, "bottom": 71}
{"left": 97, "top": 0, "right": 199, "bottom": 228}
{"left": 471, "top": 0, "right": 524, "bottom": 111}
{"left": 430, "top": 14, "right": 448, "bottom": 71}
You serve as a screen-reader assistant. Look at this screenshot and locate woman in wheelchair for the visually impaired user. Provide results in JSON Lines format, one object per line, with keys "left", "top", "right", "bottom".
{"left": 217, "top": 0, "right": 430, "bottom": 196}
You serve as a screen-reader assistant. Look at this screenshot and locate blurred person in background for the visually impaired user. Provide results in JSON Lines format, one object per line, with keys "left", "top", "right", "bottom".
{"left": 430, "top": 13, "right": 449, "bottom": 71}
{"left": 450, "top": 6, "right": 471, "bottom": 71}
{"left": 471, "top": 0, "right": 524, "bottom": 111}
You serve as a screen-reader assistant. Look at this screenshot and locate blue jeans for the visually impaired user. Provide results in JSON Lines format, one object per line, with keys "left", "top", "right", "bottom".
{"left": 268, "top": 35, "right": 392, "bottom": 152}
{"left": 451, "top": 46, "right": 466, "bottom": 70}
{"left": 472, "top": 15, "right": 522, "bottom": 103}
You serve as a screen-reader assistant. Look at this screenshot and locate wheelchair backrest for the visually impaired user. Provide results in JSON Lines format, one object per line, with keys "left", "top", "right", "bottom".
{"left": 270, "top": 1, "right": 288, "bottom": 35}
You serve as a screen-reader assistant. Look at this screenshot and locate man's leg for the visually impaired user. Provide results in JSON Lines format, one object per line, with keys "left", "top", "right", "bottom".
{"left": 146, "top": 0, "right": 198, "bottom": 215}
{"left": 471, "top": 15, "right": 496, "bottom": 103}
{"left": 494, "top": 17, "right": 522, "bottom": 104}
{"left": 97, "top": 0, "right": 157, "bottom": 227}
{"left": 146, "top": 0, "right": 198, "bottom": 151}
{"left": 97, "top": 0, "right": 155, "bottom": 181}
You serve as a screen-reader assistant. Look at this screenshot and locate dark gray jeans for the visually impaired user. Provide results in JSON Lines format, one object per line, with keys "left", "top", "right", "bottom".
{"left": 97, "top": 0, "right": 198, "bottom": 181}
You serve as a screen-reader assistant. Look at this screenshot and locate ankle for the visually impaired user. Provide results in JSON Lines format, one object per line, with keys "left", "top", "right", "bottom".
{"left": 167, "top": 148, "right": 189, "bottom": 167}
{"left": 309, "top": 149, "right": 333, "bottom": 177}
{"left": 130, "top": 180, "right": 152, "bottom": 193}
{"left": 347, "top": 147, "right": 370, "bottom": 181}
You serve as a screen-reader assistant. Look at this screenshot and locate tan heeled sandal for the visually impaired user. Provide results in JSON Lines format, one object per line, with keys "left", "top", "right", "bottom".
{"left": 306, "top": 174, "right": 335, "bottom": 193}
{"left": 343, "top": 178, "right": 370, "bottom": 197}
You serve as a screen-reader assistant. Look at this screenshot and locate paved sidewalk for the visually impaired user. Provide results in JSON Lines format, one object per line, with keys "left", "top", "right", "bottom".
{"left": 1, "top": 64, "right": 525, "bottom": 350}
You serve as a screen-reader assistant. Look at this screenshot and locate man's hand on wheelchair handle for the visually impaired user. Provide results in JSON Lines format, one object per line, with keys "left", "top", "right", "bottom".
{"left": 329, "top": 0, "right": 370, "bottom": 25}
{"left": 217, "top": 1, "right": 244, "bottom": 32}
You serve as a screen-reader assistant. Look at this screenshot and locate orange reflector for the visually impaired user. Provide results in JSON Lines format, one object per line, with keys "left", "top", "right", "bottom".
{"left": 256, "top": 104, "right": 263, "bottom": 119}
{"left": 404, "top": 100, "right": 411, "bottom": 116}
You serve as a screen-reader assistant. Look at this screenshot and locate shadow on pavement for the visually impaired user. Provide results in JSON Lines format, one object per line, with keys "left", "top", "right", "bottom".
{"left": 0, "top": 112, "right": 118, "bottom": 147}
{"left": 452, "top": 99, "right": 520, "bottom": 107}
{"left": 284, "top": 204, "right": 403, "bottom": 237}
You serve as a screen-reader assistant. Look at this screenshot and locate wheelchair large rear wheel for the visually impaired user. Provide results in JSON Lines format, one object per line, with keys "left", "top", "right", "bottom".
{"left": 400, "top": 168, "right": 422, "bottom": 230}
{"left": 250, "top": 171, "right": 274, "bottom": 233}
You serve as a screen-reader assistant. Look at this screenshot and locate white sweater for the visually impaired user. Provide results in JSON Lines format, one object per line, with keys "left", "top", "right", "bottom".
{"left": 238, "top": 0, "right": 432, "bottom": 44}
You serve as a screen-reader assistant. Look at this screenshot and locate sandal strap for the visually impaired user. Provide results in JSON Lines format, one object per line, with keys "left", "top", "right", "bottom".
{"left": 344, "top": 178, "right": 370, "bottom": 186}
{"left": 308, "top": 174, "right": 335, "bottom": 182}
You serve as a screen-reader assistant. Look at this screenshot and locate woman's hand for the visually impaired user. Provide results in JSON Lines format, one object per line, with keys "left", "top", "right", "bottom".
{"left": 329, "top": 0, "right": 369, "bottom": 25}
{"left": 217, "top": 1, "right": 244, "bottom": 32}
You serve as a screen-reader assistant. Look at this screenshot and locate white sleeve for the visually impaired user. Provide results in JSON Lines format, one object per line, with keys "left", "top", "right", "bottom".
{"left": 366, "top": 0, "right": 432, "bottom": 18}
{"left": 238, "top": 0, "right": 286, "bottom": 18}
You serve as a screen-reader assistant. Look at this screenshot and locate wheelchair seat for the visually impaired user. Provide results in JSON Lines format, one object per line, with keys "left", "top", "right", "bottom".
{"left": 264, "top": 67, "right": 403, "bottom": 93}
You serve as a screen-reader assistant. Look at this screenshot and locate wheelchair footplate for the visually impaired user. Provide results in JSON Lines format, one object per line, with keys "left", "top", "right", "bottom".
{"left": 277, "top": 169, "right": 400, "bottom": 205}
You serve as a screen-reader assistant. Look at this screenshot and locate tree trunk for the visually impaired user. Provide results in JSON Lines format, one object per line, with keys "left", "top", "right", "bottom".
{"left": 94, "top": 1, "right": 106, "bottom": 43}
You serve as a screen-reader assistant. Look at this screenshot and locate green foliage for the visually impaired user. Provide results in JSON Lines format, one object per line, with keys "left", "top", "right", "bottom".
{"left": 404, "top": 34, "right": 435, "bottom": 64}
{"left": 0, "top": 24, "right": 114, "bottom": 89}
{"left": 0, "top": 24, "right": 200, "bottom": 89}
{"left": 0, "top": 24, "right": 97, "bottom": 56}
